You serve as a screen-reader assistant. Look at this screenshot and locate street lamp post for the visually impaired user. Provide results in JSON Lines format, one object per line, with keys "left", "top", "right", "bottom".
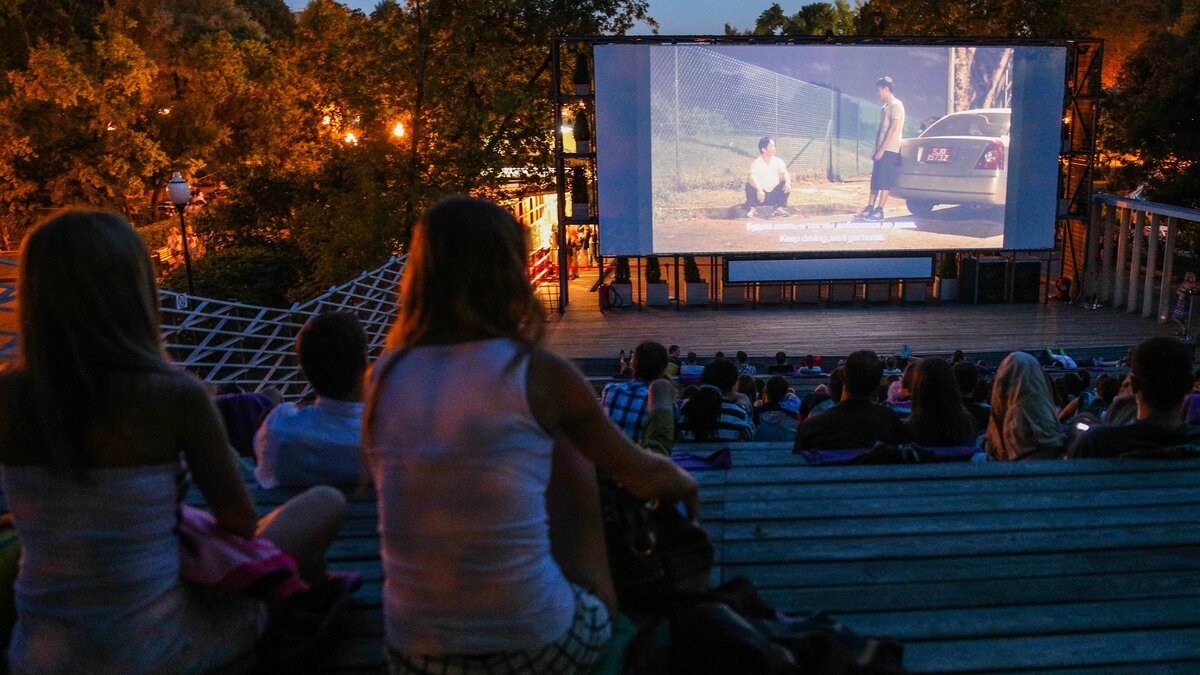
{"left": 167, "top": 171, "right": 195, "bottom": 296}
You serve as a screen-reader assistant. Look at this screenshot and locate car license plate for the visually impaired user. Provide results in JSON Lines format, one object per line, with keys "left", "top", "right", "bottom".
{"left": 924, "top": 147, "right": 951, "bottom": 162}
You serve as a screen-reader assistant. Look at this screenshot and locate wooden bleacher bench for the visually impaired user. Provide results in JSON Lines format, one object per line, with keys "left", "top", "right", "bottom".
{"left": 95, "top": 448, "right": 1200, "bottom": 671}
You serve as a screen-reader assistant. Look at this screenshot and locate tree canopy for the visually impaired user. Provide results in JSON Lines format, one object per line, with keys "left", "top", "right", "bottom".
{"left": 0, "top": 0, "right": 652, "bottom": 301}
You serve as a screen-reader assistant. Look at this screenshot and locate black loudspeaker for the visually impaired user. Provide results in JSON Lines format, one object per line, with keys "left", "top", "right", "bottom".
{"left": 1009, "top": 259, "right": 1042, "bottom": 304}
{"left": 960, "top": 257, "right": 1006, "bottom": 304}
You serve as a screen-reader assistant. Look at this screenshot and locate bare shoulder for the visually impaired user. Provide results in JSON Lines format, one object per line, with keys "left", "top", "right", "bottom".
{"left": 124, "top": 368, "right": 214, "bottom": 415}
{"left": 526, "top": 347, "right": 592, "bottom": 433}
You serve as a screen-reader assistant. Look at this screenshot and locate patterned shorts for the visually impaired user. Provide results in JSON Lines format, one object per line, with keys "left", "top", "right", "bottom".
{"left": 388, "top": 584, "right": 612, "bottom": 675}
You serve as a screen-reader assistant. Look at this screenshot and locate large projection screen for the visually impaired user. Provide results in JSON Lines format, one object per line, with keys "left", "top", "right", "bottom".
{"left": 595, "top": 42, "right": 1068, "bottom": 257}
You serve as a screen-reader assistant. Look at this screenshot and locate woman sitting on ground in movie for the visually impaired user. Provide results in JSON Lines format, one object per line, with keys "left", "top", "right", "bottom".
{"left": 363, "top": 196, "right": 698, "bottom": 674}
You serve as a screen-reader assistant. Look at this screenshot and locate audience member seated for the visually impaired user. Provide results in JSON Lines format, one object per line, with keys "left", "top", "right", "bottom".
{"left": 679, "top": 351, "right": 705, "bottom": 383}
{"left": 679, "top": 358, "right": 755, "bottom": 441}
{"left": 601, "top": 341, "right": 669, "bottom": 444}
{"left": 797, "top": 354, "right": 823, "bottom": 375}
{"left": 735, "top": 351, "right": 756, "bottom": 376}
{"left": 766, "top": 351, "right": 793, "bottom": 374}
{"left": 363, "top": 197, "right": 698, "bottom": 674}
{"left": 754, "top": 376, "right": 800, "bottom": 441}
{"left": 953, "top": 361, "right": 991, "bottom": 433}
{"left": 735, "top": 374, "right": 757, "bottom": 408}
{"left": 1104, "top": 375, "right": 1138, "bottom": 426}
{"left": 254, "top": 311, "right": 369, "bottom": 488}
{"left": 798, "top": 392, "right": 834, "bottom": 422}
{"left": 1069, "top": 337, "right": 1200, "bottom": 458}
{"left": 887, "top": 362, "right": 915, "bottom": 404}
{"left": 1058, "top": 370, "right": 1105, "bottom": 421}
{"left": 215, "top": 385, "right": 282, "bottom": 458}
{"left": 905, "top": 358, "right": 976, "bottom": 446}
{"left": 986, "top": 351, "right": 1067, "bottom": 460}
{"left": 0, "top": 210, "right": 347, "bottom": 673}
{"left": 792, "top": 350, "right": 907, "bottom": 452}
{"left": 666, "top": 344, "right": 682, "bottom": 377}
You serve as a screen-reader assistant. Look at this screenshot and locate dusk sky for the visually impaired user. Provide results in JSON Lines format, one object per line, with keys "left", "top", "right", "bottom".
{"left": 284, "top": 0, "right": 766, "bottom": 35}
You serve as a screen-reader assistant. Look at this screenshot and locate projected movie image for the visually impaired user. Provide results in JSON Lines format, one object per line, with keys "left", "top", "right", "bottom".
{"left": 649, "top": 44, "right": 1015, "bottom": 254}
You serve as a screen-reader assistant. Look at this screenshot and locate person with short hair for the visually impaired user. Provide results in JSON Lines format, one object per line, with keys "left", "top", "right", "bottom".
{"left": 680, "top": 359, "right": 754, "bottom": 441}
{"left": 254, "top": 311, "right": 369, "bottom": 488}
{"left": 679, "top": 350, "right": 705, "bottom": 383}
{"left": 600, "top": 340, "right": 670, "bottom": 444}
{"left": 792, "top": 350, "right": 907, "bottom": 452}
{"left": 857, "top": 76, "right": 905, "bottom": 221}
{"left": 766, "top": 351, "right": 793, "bottom": 375}
{"left": 665, "top": 344, "right": 682, "bottom": 377}
{"left": 734, "top": 350, "right": 757, "bottom": 376}
{"left": 754, "top": 376, "right": 800, "bottom": 442}
{"left": 1069, "top": 337, "right": 1200, "bottom": 458}
{"left": 743, "top": 136, "right": 791, "bottom": 218}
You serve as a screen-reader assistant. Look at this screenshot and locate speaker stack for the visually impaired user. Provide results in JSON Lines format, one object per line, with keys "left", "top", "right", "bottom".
{"left": 960, "top": 257, "right": 1007, "bottom": 304}
{"left": 960, "top": 257, "right": 1042, "bottom": 304}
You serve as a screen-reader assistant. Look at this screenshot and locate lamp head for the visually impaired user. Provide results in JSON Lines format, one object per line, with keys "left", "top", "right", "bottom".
{"left": 167, "top": 171, "right": 190, "bottom": 208}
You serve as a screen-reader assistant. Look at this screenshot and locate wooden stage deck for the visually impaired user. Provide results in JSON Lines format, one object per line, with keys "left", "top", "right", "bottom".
{"left": 542, "top": 272, "right": 1178, "bottom": 359}
{"left": 234, "top": 450, "right": 1200, "bottom": 673}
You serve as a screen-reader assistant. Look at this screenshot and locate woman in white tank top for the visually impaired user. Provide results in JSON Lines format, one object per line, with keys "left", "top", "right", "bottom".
{"left": 365, "top": 196, "right": 699, "bottom": 674}
{"left": 0, "top": 210, "right": 348, "bottom": 674}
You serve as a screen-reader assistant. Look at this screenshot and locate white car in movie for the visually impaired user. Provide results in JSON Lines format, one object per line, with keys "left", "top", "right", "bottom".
{"left": 892, "top": 108, "right": 1010, "bottom": 218}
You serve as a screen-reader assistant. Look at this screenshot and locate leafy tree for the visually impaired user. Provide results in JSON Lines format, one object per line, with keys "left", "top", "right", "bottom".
{"left": 163, "top": 243, "right": 301, "bottom": 307}
{"left": 855, "top": 0, "right": 1102, "bottom": 38}
{"left": 726, "top": 1, "right": 856, "bottom": 36}
{"left": 1102, "top": 6, "right": 1200, "bottom": 209}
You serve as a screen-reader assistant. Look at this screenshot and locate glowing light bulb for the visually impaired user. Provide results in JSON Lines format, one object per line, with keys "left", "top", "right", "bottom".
{"left": 344, "top": 132, "right": 358, "bottom": 145}
{"left": 392, "top": 122, "right": 405, "bottom": 137}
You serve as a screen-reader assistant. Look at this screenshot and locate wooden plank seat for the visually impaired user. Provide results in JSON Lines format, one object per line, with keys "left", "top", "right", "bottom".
{"left": 194, "top": 449, "right": 1200, "bottom": 672}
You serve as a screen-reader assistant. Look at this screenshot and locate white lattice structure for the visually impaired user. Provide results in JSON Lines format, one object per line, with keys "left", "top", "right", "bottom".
{"left": 159, "top": 256, "right": 405, "bottom": 399}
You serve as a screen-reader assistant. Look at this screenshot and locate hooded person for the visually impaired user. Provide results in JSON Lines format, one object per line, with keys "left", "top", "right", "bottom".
{"left": 986, "top": 352, "right": 1067, "bottom": 460}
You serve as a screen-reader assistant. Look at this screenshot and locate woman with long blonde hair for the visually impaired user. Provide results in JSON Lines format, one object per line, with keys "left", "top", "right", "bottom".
{"left": 364, "top": 196, "right": 698, "bottom": 674}
{"left": 0, "top": 210, "right": 346, "bottom": 673}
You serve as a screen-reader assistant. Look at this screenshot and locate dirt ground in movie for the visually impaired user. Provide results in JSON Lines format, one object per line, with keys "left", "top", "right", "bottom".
{"left": 653, "top": 179, "right": 1004, "bottom": 253}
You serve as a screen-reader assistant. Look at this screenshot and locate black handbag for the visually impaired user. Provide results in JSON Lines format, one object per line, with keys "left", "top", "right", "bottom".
{"left": 597, "top": 471, "right": 714, "bottom": 615}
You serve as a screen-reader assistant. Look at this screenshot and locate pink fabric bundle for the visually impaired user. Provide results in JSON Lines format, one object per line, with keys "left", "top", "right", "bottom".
{"left": 178, "top": 505, "right": 308, "bottom": 600}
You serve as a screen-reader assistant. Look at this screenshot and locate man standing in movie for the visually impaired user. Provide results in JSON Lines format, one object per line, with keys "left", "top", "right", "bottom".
{"left": 743, "top": 136, "right": 791, "bottom": 218}
{"left": 857, "top": 76, "right": 905, "bottom": 221}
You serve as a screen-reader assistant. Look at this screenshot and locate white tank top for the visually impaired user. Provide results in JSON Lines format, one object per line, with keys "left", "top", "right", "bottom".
{"left": 367, "top": 339, "right": 575, "bottom": 654}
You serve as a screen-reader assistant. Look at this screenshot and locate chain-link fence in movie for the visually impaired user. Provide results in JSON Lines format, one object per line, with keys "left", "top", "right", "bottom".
{"left": 650, "top": 46, "right": 887, "bottom": 195}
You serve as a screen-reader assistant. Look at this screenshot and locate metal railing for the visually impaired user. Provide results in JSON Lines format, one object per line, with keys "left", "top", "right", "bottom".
{"left": 1083, "top": 194, "right": 1200, "bottom": 323}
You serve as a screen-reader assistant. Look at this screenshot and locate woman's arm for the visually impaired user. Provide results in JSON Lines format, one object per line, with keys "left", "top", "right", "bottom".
{"left": 527, "top": 349, "right": 699, "bottom": 517}
{"left": 176, "top": 378, "right": 258, "bottom": 538}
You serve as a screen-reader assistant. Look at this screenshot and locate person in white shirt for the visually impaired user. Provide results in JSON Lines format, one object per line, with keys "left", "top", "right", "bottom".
{"left": 255, "top": 311, "right": 368, "bottom": 488}
{"left": 858, "top": 76, "right": 906, "bottom": 221}
{"left": 743, "top": 136, "right": 792, "bottom": 218}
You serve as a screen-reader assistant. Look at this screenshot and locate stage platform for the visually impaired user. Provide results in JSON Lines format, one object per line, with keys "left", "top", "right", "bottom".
{"left": 542, "top": 270, "right": 1178, "bottom": 360}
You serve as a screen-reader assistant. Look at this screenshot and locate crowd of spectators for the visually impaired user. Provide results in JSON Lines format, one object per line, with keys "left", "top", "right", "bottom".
{"left": 4, "top": 197, "right": 1198, "bottom": 674}
{"left": 596, "top": 338, "right": 1200, "bottom": 462}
